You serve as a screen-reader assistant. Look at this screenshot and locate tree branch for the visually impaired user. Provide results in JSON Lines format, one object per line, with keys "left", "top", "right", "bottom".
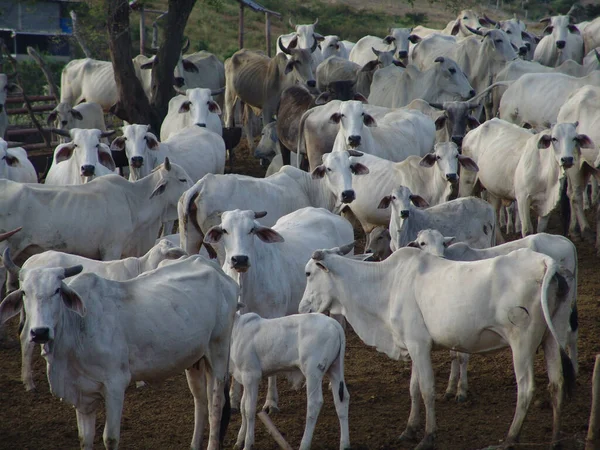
{"left": 26, "top": 47, "right": 60, "bottom": 103}
{"left": 70, "top": 10, "right": 93, "bottom": 59}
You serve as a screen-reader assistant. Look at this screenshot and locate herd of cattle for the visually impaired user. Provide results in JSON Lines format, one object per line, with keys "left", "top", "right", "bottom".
{"left": 0, "top": 7, "right": 599, "bottom": 450}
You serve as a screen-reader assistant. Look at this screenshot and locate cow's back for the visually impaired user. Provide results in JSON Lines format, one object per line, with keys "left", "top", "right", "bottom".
{"left": 226, "top": 50, "right": 270, "bottom": 109}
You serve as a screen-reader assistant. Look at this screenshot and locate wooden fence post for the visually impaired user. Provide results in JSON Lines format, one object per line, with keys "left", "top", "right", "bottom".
{"left": 239, "top": 3, "right": 244, "bottom": 49}
{"left": 586, "top": 355, "right": 600, "bottom": 450}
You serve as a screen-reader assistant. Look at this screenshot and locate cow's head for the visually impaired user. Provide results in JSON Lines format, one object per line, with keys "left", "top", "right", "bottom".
{"left": 431, "top": 57, "right": 475, "bottom": 102}
{"left": 365, "top": 226, "right": 392, "bottom": 261}
{"left": 176, "top": 87, "right": 222, "bottom": 128}
{"left": 0, "top": 73, "right": 18, "bottom": 113}
{"left": 329, "top": 100, "right": 377, "bottom": 150}
{"left": 299, "top": 242, "right": 355, "bottom": 314}
{"left": 419, "top": 142, "right": 479, "bottom": 185}
{"left": 204, "top": 210, "right": 284, "bottom": 273}
{"left": 0, "top": 138, "right": 22, "bottom": 179}
{"left": 311, "top": 150, "right": 369, "bottom": 205}
{"left": 111, "top": 124, "right": 161, "bottom": 180}
{"left": 431, "top": 100, "right": 481, "bottom": 147}
{"left": 537, "top": 122, "right": 594, "bottom": 170}
{"left": 148, "top": 158, "right": 193, "bottom": 223}
{"left": 47, "top": 102, "right": 84, "bottom": 130}
{"left": 144, "top": 239, "right": 187, "bottom": 269}
{"left": 289, "top": 18, "right": 322, "bottom": 51}
{"left": 450, "top": 10, "right": 491, "bottom": 36}
{"left": 487, "top": 17, "right": 529, "bottom": 57}
{"left": 279, "top": 37, "right": 318, "bottom": 89}
{"left": 0, "top": 249, "right": 85, "bottom": 356}
{"left": 407, "top": 229, "right": 455, "bottom": 257}
{"left": 465, "top": 27, "right": 518, "bottom": 62}
{"left": 383, "top": 27, "right": 421, "bottom": 63}
{"left": 378, "top": 185, "right": 429, "bottom": 226}
{"left": 539, "top": 15, "right": 579, "bottom": 51}
{"left": 52, "top": 128, "right": 116, "bottom": 181}
{"left": 254, "top": 122, "right": 279, "bottom": 161}
{"left": 321, "top": 35, "right": 342, "bottom": 60}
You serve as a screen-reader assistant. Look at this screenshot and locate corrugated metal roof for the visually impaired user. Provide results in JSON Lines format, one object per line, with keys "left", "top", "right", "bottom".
{"left": 237, "top": 0, "right": 280, "bottom": 17}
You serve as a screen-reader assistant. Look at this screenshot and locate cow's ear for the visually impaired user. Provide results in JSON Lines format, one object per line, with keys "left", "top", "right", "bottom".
{"left": 360, "top": 60, "right": 379, "bottom": 72}
{"left": 55, "top": 144, "right": 75, "bottom": 163}
{"left": 149, "top": 179, "right": 168, "bottom": 198}
{"left": 98, "top": 145, "right": 116, "bottom": 171}
{"left": 408, "top": 34, "right": 421, "bottom": 44}
{"left": 407, "top": 241, "right": 420, "bottom": 248}
{"left": 182, "top": 59, "right": 199, "bottom": 73}
{"left": 575, "top": 134, "right": 594, "bottom": 149}
{"left": 3, "top": 153, "right": 19, "bottom": 166}
{"left": 443, "top": 236, "right": 456, "bottom": 247}
{"left": 47, "top": 111, "right": 58, "bottom": 125}
{"left": 60, "top": 283, "right": 86, "bottom": 317}
{"left": 208, "top": 101, "right": 221, "bottom": 115}
{"left": 353, "top": 93, "right": 368, "bottom": 104}
{"left": 70, "top": 109, "right": 83, "bottom": 120}
{"left": 0, "top": 290, "right": 23, "bottom": 324}
{"left": 140, "top": 60, "right": 155, "bottom": 70}
{"left": 450, "top": 21, "right": 460, "bottom": 36}
{"left": 145, "top": 133, "right": 160, "bottom": 150}
{"left": 537, "top": 134, "right": 552, "bottom": 149}
{"left": 165, "top": 248, "right": 187, "bottom": 259}
{"left": 419, "top": 153, "right": 437, "bottom": 168}
{"left": 110, "top": 136, "right": 126, "bottom": 151}
{"left": 329, "top": 112, "right": 342, "bottom": 124}
{"left": 178, "top": 101, "right": 191, "bottom": 113}
{"left": 350, "top": 162, "right": 369, "bottom": 175}
{"left": 311, "top": 165, "right": 326, "bottom": 179}
{"left": 315, "top": 261, "right": 329, "bottom": 272}
{"left": 254, "top": 226, "right": 285, "bottom": 243}
{"left": 582, "top": 161, "right": 600, "bottom": 181}
{"left": 434, "top": 115, "right": 447, "bottom": 130}
{"left": 315, "top": 92, "right": 332, "bottom": 105}
{"left": 409, "top": 194, "right": 429, "bottom": 207}
{"left": 466, "top": 115, "right": 480, "bottom": 129}
{"left": 284, "top": 60, "right": 296, "bottom": 75}
{"left": 378, "top": 195, "right": 392, "bottom": 209}
{"left": 204, "top": 226, "right": 224, "bottom": 244}
{"left": 458, "top": 155, "right": 479, "bottom": 171}
{"left": 363, "top": 114, "right": 376, "bottom": 127}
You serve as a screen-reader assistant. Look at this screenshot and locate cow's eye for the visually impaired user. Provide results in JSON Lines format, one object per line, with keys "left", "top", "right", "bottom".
{"left": 305, "top": 272, "right": 310, "bottom": 277}
{"left": 55, "top": 288, "right": 60, "bottom": 294}
{"left": 327, "top": 167, "right": 332, "bottom": 172}
{"left": 506, "top": 30, "right": 512, "bottom": 34}
{"left": 495, "top": 39, "right": 503, "bottom": 44}
{"left": 179, "top": 178, "right": 187, "bottom": 182}
{"left": 552, "top": 137, "right": 558, "bottom": 142}
{"left": 436, "top": 155, "right": 441, "bottom": 160}
{"left": 222, "top": 229, "right": 228, "bottom": 235}
{"left": 392, "top": 195, "right": 396, "bottom": 200}
{"left": 420, "top": 242, "right": 426, "bottom": 246}
{"left": 448, "top": 68, "right": 456, "bottom": 74}
{"left": 249, "top": 227, "right": 255, "bottom": 234}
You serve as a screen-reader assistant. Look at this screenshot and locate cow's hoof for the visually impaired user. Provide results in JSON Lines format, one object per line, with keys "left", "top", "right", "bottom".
{"left": 456, "top": 393, "right": 468, "bottom": 403}
{"left": 230, "top": 406, "right": 240, "bottom": 414}
{"left": 24, "top": 383, "right": 36, "bottom": 393}
{"left": 262, "top": 403, "right": 280, "bottom": 415}
{"left": 582, "top": 228, "right": 594, "bottom": 242}
{"left": 398, "top": 428, "right": 417, "bottom": 442}
{"left": 415, "top": 433, "right": 435, "bottom": 450}
{"left": 444, "top": 391, "right": 455, "bottom": 401}
{"left": 233, "top": 441, "right": 244, "bottom": 450}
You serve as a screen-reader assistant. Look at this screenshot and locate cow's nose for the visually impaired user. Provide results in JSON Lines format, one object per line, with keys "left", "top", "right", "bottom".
{"left": 400, "top": 210, "right": 410, "bottom": 219}
{"left": 81, "top": 165, "right": 95, "bottom": 176}
{"left": 561, "top": 156, "right": 574, "bottom": 168}
{"left": 30, "top": 327, "right": 50, "bottom": 343}
{"left": 348, "top": 135, "right": 361, "bottom": 147}
{"left": 468, "top": 89, "right": 476, "bottom": 98}
{"left": 307, "top": 80, "right": 316, "bottom": 88}
{"left": 131, "top": 156, "right": 144, "bottom": 168}
{"left": 341, "top": 190, "right": 356, "bottom": 204}
{"left": 397, "top": 50, "right": 408, "bottom": 59}
{"left": 446, "top": 173, "right": 458, "bottom": 182}
{"left": 556, "top": 40, "right": 566, "bottom": 49}
{"left": 174, "top": 77, "right": 185, "bottom": 87}
{"left": 518, "top": 46, "right": 528, "bottom": 56}
{"left": 451, "top": 135, "right": 464, "bottom": 146}
{"left": 195, "top": 123, "right": 206, "bottom": 128}
{"left": 231, "top": 255, "right": 249, "bottom": 268}
{"left": 61, "top": 120, "right": 68, "bottom": 126}
{"left": 525, "top": 42, "right": 531, "bottom": 50}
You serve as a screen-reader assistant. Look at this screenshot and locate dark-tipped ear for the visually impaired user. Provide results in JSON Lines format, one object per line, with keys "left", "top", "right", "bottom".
{"left": 98, "top": 146, "right": 116, "bottom": 171}
{"left": 363, "top": 114, "right": 376, "bottom": 127}
{"left": 146, "top": 134, "right": 160, "bottom": 149}
{"left": 408, "top": 34, "right": 421, "bottom": 44}
{"left": 443, "top": 236, "right": 456, "bottom": 247}
{"left": 70, "top": 109, "right": 83, "bottom": 120}
{"left": 254, "top": 211, "right": 267, "bottom": 219}
{"left": 3, "top": 153, "right": 19, "bottom": 166}
{"left": 450, "top": 22, "right": 460, "bottom": 36}
{"left": 537, "top": 134, "right": 552, "bottom": 149}
{"left": 61, "top": 282, "right": 86, "bottom": 317}
{"left": 208, "top": 101, "right": 222, "bottom": 115}
{"left": 149, "top": 179, "right": 168, "bottom": 199}
{"left": 178, "top": 101, "right": 191, "bottom": 113}
{"left": 419, "top": 153, "right": 437, "bottom": 167}
{"left": 378, "top": 195, "right": 392, "bottom": 209}
{"left": 314, "top": 92, "right": 332, "bottom": 105}
{"left": 458, "top": 155, "right": 479, "bottom": 171}
{"left": 329, "top": 112, "right": 342, "bottom": 124}
{"left": 0, "top": 290, "right": 23, "bottom": 324}
{"left": 350, "top": 162, "right": 369, "bottom": 175}
{"left": 140, "top": 60, "right": 155, "bottom": 70}
{"left": 360, "top": 60, "right": 379, "bottom": 72}
{"left": 204, "top": 226, "right": 224, "bottom": 244}
{"left": 55, "top": 144, "right": 75, "bottom": 163}
{"left": 466, "top": 115, "right": 480, "bottom": 129}
{"left": 407, "top": 241, "right": 420, "bottom": 248}
{"left": 47, "top": 111, "right": 58, "bottom": 125}
{"left": 409, "top": 194, "right": 429, "bottom": 207}
{"left": 315, "top": 261, "right": 329, "bottom": 272}
{"left": 284, "top": 60, "right": 296, "bottom": 75}
{"left": 353, "top": 93, "right": 368, "bottom": 104}
{"left": 346, "top": 150, "right": 363, "bottom": 157}
{"left": 110, "top": 136, "right": 126, "bottom": 151}
{"left": 182, "top": 59, "right": 199, "bottom": 72}
{"left": 567, "top": 24, "right": 580, "bottom": 34}
{"left": 255, "top": 226, "right": 285, "bottom": 243}
{"left": 383, "top": 35, "right": 395, "bottom": 45}
{"left": 575, "top": 134, "right": 594, "bottom": 149}
{"left": 311, "top": 165, "right": 326, "bottom": 179}
{"left": 434, "top": 115, "right": 447, "bottom": 131}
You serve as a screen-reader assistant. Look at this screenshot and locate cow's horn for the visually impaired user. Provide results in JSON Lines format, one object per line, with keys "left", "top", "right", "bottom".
{"left": 254, "top": 211, "right": 267, "bottom": 219}
{"left": 164, "top": 157, "right": 171, "bottom": 171}
{"left": 312, "top": 18, "right": 319, "bottom": 27}
{"left": 278, "top": 37, "right": 291, "bottom": 55}
{"left": 483, "top": 13, "right": 497, "bottom": 25}
{"left": 595, "top": 49, "right": 600, "bottom": 64}
{"left": 181, "top": 37, "right": 191, "bottom": 54}
{"left": 336, "top": 241, "right": 355, "bottom": 256}
{"left": 174, "top": 87, "right": 187, "bottom": 96}
{"left": 51, "top": 128, "right": 71, "bottom": 137}
{"left": 2, "top": 248, "right": 20, "bottom": 276}
{"left": 210, "top": 87, "right": 225, "bottom": 96}
{"left": 539, "top": 17, "right": 551, "bottom": 24}
{"left": 312, "top": 250, "right": 325, "bottom": 261}
{"left": 63, "top": 265, "right": 84, "bottom": 278}
{"left": 100, "top": 130, "right": 116, "bottom": 138}
{"left": 289, "top": 17, "right": 296, "bottom": 29}
{"left": 465, "top": 25, "right": 483, "bottom": 36}
{"left": 428, "top": 102, "right": 444, "bottom": 110}
{"left": 0, "top": 227, "right": 22, "bottom": 242}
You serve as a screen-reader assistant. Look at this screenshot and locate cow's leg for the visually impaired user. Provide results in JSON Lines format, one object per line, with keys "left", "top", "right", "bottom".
{"left": 591, "top": 177, "right": 599, "bottom": 206}
{"left": 505, "top": 346, "right": 535, "bottom": 446}
{"left": 102, "top": 387, "right": 126, "bottom": 450}
{"left": 400, "top": 360, "right": 421, "bottom": 442}
{"left": 543, "top": 335, "right": 565, "bottom": 447}
{"left": 186, "top": 363, "right": 209, "bottom": 450}
{"left": 230, "top": 378, "right": 243, "bottom": 412}
{"left": 161, "top": 220, "right": 174, "bottom": 237}
{"left": 328, "top": 366, "right": 350, "bottom": 450}
{"left": 299, "top": 372, "right": 325, "bottom": 450}
{"left": 506, "top": 203, "right": 515, "bottom": 234}
{"left": 537, "top": 214, "right": 550, "bottom": 233}
{"left": 234, "top": 378, "right": 249, "bottom": 449}
{"left": 224, "top": 89, "right": 236, "bottom": 128}
{"left": 76, "top": 409, "right": 97, "bottom": 450}
{"left": 516, "top": 195, "right": 533, "bottom": 237}
{"left": 567, "top": 305, "right": 579, "bottom": 376}
{"left": 413, "top": 347, "right": 437, "bottom": 450}
{"left": 100, "top": 245, "right": 123, "bottom": 261}
{"left": 206, "top": 369, "right": 226, "bottom": 450}
{"left": 456, "top": 352, "right": 469, "bottom": 402}
{"left": 241, "top": 375, "right": 260, "bottom": 450}
{"left": 262, "top": 375, "right": 279, "bottom": 414}
{"left": 445, "top": 351, "right": 459, "bottom": 400}
{"left": 498, "top": 205, "right": 507, "bottom": 231}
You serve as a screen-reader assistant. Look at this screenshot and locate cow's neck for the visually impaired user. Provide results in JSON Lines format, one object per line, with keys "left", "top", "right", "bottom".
{"left": 396, "top": 205, "right": 424, "bottom": 248}
{"left": 298, "top": 171, "right": 337, "bottom": 211}
{"left": 128, "top": 172, "right": 169, "bottom": 229}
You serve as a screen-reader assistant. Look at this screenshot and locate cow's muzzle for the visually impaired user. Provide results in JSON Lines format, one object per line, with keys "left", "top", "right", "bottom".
{"left": 130, "top": 156, "right": 144, "bottom": 168}
{"left": 400, "top": 210, "right": 410, "bottom": 219}
{"left": 30, "top": 327, "right": 50, "bottom": 344}
{"left": 231, "top": 255, "right": 250, "bottom": 272}
{"left": 561, "top": 157, "right": 574, "bottom": 169}
{"left": 307, "top": 80, "right": 316, "bottom": 88}
{"left": 397, "top": 50, "right": 408, "bottom": 60}
{"left": 341, "top": 190, "right": 355, "bottom": 204}
{"left": 446, "top": 173, "right": 458, "bottom": 183}
{"left": 347, "top": 135, "right": 361, "bottom": 148}
{"left": 174, "top": 77, "right": 185, "bottom": 88}
{"left": 556, "top": 40, "right": 566, "bottom": 50}
{"left": 81, "top": 165, "right": 95, "bottom": 176}
{"left": 451, "top": 135, "right": 464, "bottom": 147}
{"left": 518, "top": 46, "right": 528, "bottom": 56}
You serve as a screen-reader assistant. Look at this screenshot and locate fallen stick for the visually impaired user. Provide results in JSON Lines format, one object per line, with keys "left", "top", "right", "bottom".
{"left": 257, "top": 411, "right": 293, "bottom": 450}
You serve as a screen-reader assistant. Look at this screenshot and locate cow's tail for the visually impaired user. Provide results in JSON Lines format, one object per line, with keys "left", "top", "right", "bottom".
{"left": 178, "top": 187, "right": 217, "bottom": 259}
{"left": 329, "top": 318, "right": 348, "bottom": 403}
{"left": 559, "top": 176, "right": 570, "bottom": 237}
{"left": 219, "top": 377, "right": 231, "bottom": 447}
{"left": 296, "top": 108, "right": 313, "bottom": 170}
{"left": 540, "top": 257, "right": 576, "bottom": 398}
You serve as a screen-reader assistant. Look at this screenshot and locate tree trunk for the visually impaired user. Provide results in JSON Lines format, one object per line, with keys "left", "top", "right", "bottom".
{"left": 105, "top": 0, "right": 155, "bottom": 127}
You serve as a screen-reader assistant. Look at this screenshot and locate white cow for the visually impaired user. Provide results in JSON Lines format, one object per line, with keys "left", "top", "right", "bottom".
{"left": 412, "top": 10, "right": 492, "bottom": 39}
{"left": 299, "top": 244, "right": 575, "bottom": 450}
{"left": 534, "top": 15, "right": 584, "bottom": 67}
{"left": 321, "top": 35, "right": 352, "bottom": 60}
{"left": 583, "top": 17, "right": 600, "bottom": 54}
{"left": 482, "top": 15, "right": 529, "bottom": 57}
{"left": 230, "top": 312, "right": 350, "bottom": 450}
{"left": 365, "top": 226, "right": 392, "bottom": 261}
{"left": 178, "top": 154, "right": 368, "bottom": 258}
{"left": 46, "top": 102, "right": 107, "bottom": 139}
{"left": 0, "top": 139, "right": 37, "bottom": 183}
{"left": 349, "top": 28, "right": 420, "bottom": 66}
{"left": 0, "top": 73, "right": 18, "bottom": 139}
{"left": 341, "top": 143, "right": 479, "bottom": 232}
{"left": 203, "top": 207, "right": 354, "bottom": 414}
{"left": 160, "top": 87, "right": 223, "bottom": 141}
{"left": 0, "top": 252, "right": 238, "bottom": 450}
{"left": 45, "top": 128, "right": 117, "bottom": 185}
{"left": 379, "top": 185, "right": 496, "bottom": 250}
{"left": 110, "top": 124, "right": 225, "bottom": 183}
{"left": 460, "top": 119, "right": 593, "bottom": 237}
{"left": 277, "top": 19, "right": 324, "bottom": 70}
{"left": 18, "top": 239, "right": 187, "bottom": 391}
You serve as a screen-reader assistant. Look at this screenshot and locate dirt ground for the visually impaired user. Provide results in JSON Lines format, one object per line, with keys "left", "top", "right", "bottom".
{"left": 0, "top": 140, "right": 598, "bottom": 450}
